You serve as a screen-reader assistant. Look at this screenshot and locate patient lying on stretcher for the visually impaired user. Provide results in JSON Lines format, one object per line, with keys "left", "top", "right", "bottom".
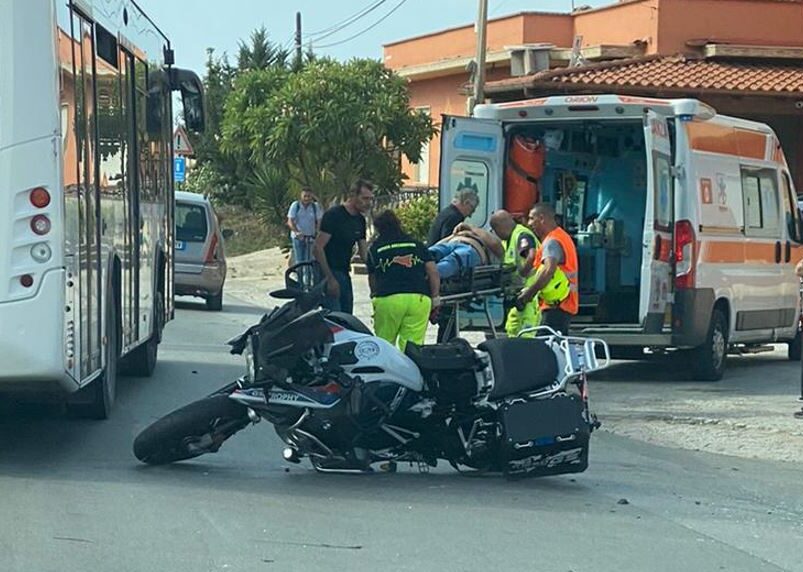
{"left": 428, "top": 223, "right": 505, "bottom": 280}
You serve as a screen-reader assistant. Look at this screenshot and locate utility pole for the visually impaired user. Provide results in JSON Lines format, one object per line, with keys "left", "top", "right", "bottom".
{"left": 295, "top": 12, "right": 303, "bottom": 68}
{"left": 470, "top": 0, "right": 489, "bottom": 116}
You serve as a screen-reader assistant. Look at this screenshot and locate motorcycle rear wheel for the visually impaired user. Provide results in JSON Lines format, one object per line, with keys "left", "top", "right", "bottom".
{"left": 133, "top": 395, "right": 249, "bottom": 465}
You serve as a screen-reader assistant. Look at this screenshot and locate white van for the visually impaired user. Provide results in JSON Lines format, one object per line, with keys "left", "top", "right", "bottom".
{"left": 439, "top": 95, "right": 802, "bottom": 380}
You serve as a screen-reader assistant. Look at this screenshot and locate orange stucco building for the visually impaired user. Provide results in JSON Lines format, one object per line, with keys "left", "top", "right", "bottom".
{"left": 384, "top": 0, "right": 803, "bottom": 190}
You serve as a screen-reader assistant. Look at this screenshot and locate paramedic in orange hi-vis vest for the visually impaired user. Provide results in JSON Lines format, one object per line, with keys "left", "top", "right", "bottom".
{"left": 517, "top": 203, "right": 579, "bottom": 335}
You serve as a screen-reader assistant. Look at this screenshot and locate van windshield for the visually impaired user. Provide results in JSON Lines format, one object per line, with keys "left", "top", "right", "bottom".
{"left": 176, "top": 203, "right": 209, "bottom": 242}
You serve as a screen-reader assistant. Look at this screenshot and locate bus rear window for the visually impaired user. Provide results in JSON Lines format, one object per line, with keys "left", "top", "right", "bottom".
{"left": 176, "top": 203, "right": 208, "bottom": 242}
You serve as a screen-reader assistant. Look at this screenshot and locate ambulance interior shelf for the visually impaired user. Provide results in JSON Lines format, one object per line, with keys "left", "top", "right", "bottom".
{"left": 504, "top": 120, "right": 647, "bottom": 325}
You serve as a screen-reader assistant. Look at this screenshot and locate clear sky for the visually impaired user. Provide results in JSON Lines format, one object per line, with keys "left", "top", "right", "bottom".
{"left": 137, "top": 0, "right": 609, "bottom": 75}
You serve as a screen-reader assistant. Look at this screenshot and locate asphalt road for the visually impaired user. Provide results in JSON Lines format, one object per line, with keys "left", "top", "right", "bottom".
{"left": 1, "top": 296, "right": 802, "bottom": 572}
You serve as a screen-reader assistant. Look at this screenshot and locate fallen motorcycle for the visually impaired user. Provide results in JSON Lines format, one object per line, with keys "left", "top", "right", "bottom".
{"left": 133, "top": 267, "right": 609, "bottom": 479}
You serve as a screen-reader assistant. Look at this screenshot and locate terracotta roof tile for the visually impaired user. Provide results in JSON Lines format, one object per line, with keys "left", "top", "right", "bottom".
{"left": 486, "top": 55, "right": 803, "bottom": 95}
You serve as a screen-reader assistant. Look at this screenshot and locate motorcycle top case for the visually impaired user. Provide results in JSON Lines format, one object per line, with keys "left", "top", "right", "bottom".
{"left": 499, "top": 393, "right": 589, "bottom": 479}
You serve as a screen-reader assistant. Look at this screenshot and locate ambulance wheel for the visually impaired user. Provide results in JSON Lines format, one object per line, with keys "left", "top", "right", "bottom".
{"left": 690, "top": 309, "right": 728, "bottom": 382}
{"left": 788, "top": 330, "right": 801, "bottom": 361}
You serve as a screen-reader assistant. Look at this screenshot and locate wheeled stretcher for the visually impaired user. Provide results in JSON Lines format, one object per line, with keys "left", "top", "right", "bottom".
{"left": 438, "top": 265, "right": 518, "bottom": 339}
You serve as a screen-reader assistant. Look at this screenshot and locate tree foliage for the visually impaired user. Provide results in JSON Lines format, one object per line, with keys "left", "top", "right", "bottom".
{"left": 221, "top": 58, "right": 435, "bottom": 207}
{"left": 237, "top": 27, "right": 290, "bottom": 71}
{"left": 395, "top": 194, "right": 439, "bottom": 243}
{"left": 185, "top": 27, "right": 433, "bottom": 241}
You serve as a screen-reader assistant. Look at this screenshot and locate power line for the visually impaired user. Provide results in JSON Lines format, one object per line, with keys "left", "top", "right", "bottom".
{"left": 306, "top": 0, "right": 390, "bottom": 41}
{"left": 314, "top": 0, "right": 409, "bottom": 49}
{"left": 490, "top": 0, "right": 515, "bottom": 16}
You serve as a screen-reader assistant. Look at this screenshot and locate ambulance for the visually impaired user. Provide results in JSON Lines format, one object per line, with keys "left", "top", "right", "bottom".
{"left": 439, "top": 95, "right": 802, "bottom": 380}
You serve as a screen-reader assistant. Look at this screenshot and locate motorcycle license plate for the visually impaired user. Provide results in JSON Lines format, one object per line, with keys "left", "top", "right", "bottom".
{"left": 176, "top": 240, "right": 186, "bottom": 251}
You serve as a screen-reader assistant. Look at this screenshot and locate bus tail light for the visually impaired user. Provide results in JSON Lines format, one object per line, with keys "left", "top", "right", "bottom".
{"left": 30, "top": 187, "right": 51, "bottom": 209}
{"left": 20, "top": 274, "right": 34, "bottom": 288}
{"left": 31, "top": 215, "right": 51, "bottom": 235}
{"left": 674, "top": 219, "right": 696, "bottom": 289}
{"left": 204, "top": 233, "right": 219, "bottom": 263}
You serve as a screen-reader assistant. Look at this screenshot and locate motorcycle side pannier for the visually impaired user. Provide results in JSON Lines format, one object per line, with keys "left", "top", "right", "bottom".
{"left": 405, "top": 339, "right": 479, "bottom": 405}
{"left": 498, "top": 394, "right": 589, "bottom": 479}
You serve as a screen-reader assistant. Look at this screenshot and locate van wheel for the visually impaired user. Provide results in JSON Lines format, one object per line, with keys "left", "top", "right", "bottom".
{"left": 68, "top": 287, "right": 119, "bottom": 419}
{"left": 788, "top": 330, "right": 801, "bottom": 361}
{"left": 690, "top": 309, "right": 728, "bottom": 382}
{"left": 206, "top": 290, "right": 223, "bottom": 312}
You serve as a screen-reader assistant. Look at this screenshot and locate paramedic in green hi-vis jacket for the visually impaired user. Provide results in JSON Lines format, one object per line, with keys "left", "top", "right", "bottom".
{"left": 367, "top": 210, "right": 441, "bottom": 351}
{"left": 490, "top": 210, "right": 541, "bottom": 337}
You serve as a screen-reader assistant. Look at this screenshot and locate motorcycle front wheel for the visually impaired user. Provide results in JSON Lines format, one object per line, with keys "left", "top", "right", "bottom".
{"left": 133, "top": 395, "right": 250, "bottom": 465}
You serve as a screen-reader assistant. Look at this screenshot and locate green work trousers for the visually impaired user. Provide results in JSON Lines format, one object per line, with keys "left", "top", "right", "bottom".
{"left": 505, "top": 301, "right": 541, "bottom": 339}
{"left": 372, "top": 293, "right": 432, "bottom": 351}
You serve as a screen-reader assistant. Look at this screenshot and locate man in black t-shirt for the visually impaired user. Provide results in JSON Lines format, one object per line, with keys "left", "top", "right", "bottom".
{"left": 313, "top": 180, "right": 374, "bottom": 314}
{"left": 427, "top": 187, "right": 479, "bottom": 246}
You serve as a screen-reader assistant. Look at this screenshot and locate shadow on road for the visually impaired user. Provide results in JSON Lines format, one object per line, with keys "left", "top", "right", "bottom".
{"left": 174, "top": 299, "right": 267, "bottom": 317}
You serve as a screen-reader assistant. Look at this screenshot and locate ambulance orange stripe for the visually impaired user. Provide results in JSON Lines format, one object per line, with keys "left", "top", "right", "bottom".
{"left": 685, "top": 123, "right": 767, "bottom": 160}
{"left": 698, "top": 241, "right": 781, "bottom": 264}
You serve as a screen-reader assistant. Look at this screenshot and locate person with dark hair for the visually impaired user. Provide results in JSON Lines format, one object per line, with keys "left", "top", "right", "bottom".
{"left": 367, "top": 210, "right": 440, "bottom": 350}
{"left": 314, "top": 179, "right": 374, "bottom": 314}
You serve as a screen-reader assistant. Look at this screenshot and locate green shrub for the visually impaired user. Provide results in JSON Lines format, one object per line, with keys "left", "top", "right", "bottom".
{"left": 395, "top": 194, "right": 438, "bottom": 243}
{"left": 214, "top": 202, "right": 287, "bottom": 257}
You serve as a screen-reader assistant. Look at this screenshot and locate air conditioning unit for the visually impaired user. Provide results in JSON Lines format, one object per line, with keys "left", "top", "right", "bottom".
{"left": 508, "top": 44, "right": 553, "bottom": 77}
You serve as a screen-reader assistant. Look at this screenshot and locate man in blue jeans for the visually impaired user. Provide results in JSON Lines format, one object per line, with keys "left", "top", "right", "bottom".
{"left": 287, "top": 187, "right": 322, "bottom": 267}
{"left": 428, "top": 223, "right": 504, "bottom": 342}
{"left": 287, "top": 188, "right": 322, "bottom": 288}
{"left": 313, "top": 180, "right": 374, "bottom": 314}
{"left": 429, "top": 223, "right": 503, "bottom": 278}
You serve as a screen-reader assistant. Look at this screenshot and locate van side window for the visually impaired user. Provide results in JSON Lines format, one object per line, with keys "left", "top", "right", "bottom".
{"left": 781, "top": 172, "right": 802, "bottom": 243}
{"left": 741, "top": 169, "right": 780, "bottom": 237}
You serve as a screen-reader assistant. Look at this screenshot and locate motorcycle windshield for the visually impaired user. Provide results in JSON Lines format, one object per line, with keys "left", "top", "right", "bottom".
{"left": 256, "top": 310, "right": 333, "bottom": 369}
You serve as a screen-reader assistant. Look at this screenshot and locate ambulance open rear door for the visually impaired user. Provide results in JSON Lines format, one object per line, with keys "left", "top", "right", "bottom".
{"left": 639, "top": 110, "right": 675, "bottom": 333}
{"left": 438, "top": 115, "right": 505, "bottom": 332}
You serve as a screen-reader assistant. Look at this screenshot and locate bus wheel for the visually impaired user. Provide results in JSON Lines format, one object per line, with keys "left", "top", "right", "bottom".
{"left": 68, "top": 287, "right": 119, "bottom": 419}
{"left": 122, "top": 292, "right": 163, "bottom": 377}
{"left": 689, "top": 308, "right": 728, "bottom": 382}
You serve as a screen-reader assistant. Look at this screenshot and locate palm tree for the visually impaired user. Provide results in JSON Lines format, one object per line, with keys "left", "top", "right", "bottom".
{"left": 237, "top": 27, "right": 289, "bottom": 71}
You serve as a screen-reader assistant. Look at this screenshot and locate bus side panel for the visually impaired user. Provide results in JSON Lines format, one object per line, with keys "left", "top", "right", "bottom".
{"left": 0, "top": 1, "right": 73, "bottom": 389}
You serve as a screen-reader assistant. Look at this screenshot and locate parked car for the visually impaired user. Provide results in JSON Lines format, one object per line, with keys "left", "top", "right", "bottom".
{"left": 174, "top": 191, "right": 228, "bottom": 311}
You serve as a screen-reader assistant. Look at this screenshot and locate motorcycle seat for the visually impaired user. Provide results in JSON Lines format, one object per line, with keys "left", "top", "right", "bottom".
{"left": 478, "top": 338, "right": 558, "bottom": 400}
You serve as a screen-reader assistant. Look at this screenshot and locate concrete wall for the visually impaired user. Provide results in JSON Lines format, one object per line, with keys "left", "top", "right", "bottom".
{"left": 384, "top": 13, "right": 574, "bottom": 71}
{"left": 573, "top": 0, "right": 659, "bottom": 52}
{"left": 401, "top": 66, "right": 511, "bottom": 187}
{"left": 657, "top": 0, "right": 803, "bottom": 52}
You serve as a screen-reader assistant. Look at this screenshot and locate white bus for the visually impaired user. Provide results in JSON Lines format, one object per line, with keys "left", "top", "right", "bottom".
{"left": 0, "top": 0, "right": 205, "bottom": 417}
